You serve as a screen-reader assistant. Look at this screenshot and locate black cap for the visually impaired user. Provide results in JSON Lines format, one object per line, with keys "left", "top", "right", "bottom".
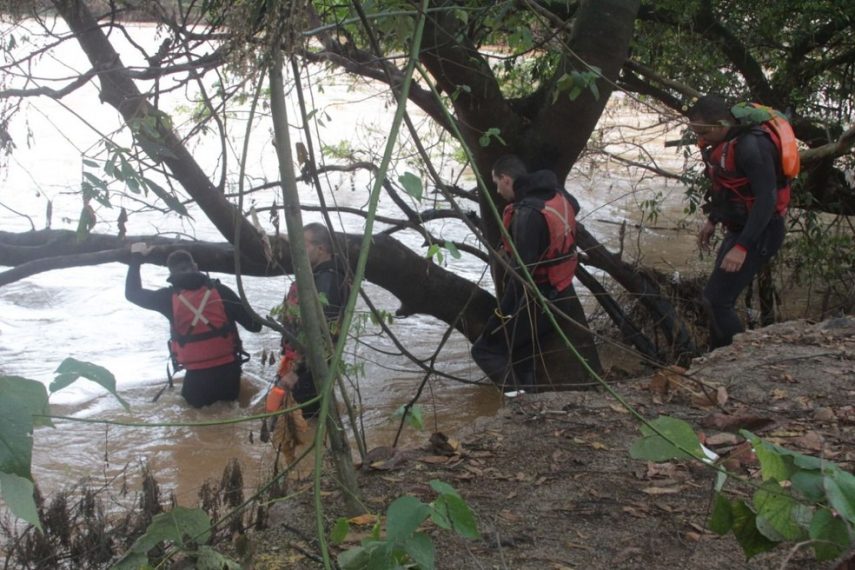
{"left": 166, "top": 249, "right": 196, "bottom": 276}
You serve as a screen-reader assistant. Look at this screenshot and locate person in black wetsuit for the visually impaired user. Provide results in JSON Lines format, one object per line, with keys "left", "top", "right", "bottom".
{"left": 276, "top": 223, "right": 350, "bottom": 417}
{"left": 471, "top": 155, "right": 585, "bottom": 392}
{"left": 689, "top": 95, "right": 788, "bottom": 348}
{"left": 125, "top": 247, "right": 262, "bottom": 407}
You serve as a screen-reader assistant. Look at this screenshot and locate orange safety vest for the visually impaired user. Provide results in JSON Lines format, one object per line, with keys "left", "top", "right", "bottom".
{"left": 701, "top": 105, "right": 799, "bottom": 226}
{"left": 502, "top": 192, "right": 577, "bottom": 292}
{"left": 169, "top": 284, "right": 238, "bottom": 370}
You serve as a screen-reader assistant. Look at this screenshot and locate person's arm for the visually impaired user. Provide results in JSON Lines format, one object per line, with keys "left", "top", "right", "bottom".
{"left": 734, "top": 133, "right": 778, "bottom": 251}
{"left": 125, "top": 260, "right": 172, "bottom": 318}
{"left": 717, "top": 133, "right": 778, "bottom": 272}
{"left": 482, "top": 207, "right": 548, "bottom": 336}
{"left": 218, "top": 284, "right": 263, "bottom": 332}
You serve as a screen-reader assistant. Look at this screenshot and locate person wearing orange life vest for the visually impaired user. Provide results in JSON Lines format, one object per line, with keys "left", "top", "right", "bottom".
{"left": 273, "top": 223, "right": 350, "bottom": 418}
{"left": 125, "top": 247, "right": 262, "bottom": 407}
{"left": 471, "top": 155, "right": 581, "bottom": 392}
{"left": 689, "top": 95, "right": 791, "bottom": 348}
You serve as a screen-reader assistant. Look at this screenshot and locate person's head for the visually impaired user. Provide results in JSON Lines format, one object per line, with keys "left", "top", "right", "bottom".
{"left": 166, "top": 249, "right": 198, "bottom": 277}
{"left": 303, "top": 222, "right": 333, "bottom": 268}
{"left": 491, "top": 154, "right": 528, "bottom": 202}
{"left": 687, "top": 95, "right": 735, "bottom": 145}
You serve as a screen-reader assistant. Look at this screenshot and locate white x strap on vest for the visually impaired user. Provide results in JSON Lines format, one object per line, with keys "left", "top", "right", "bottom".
{"left": 178, "top": 288, "right": 213, "bottom": 327}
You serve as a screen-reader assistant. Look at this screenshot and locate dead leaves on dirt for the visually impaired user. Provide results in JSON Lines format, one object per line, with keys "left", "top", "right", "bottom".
{"left": 647, "top": 365, "right": 729, "bottom": 409}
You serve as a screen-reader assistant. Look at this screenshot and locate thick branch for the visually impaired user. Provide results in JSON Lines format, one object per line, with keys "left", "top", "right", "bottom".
{"left": 0, "top": 229, "right": 496, "bottom": 341}
{"left": 50, "top": 0, "right": 267, "bottom": 261}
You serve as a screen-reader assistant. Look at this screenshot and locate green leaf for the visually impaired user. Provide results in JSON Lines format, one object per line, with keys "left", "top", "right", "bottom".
{"left": 427, "top": 243, "right": 443, "bottom": 264}
{"left": 82, "top": 158, "right": 100, "bottom": 168}
{"left": 386, "top": 496, "right": 430, "bottom": 542}
{"left": 143, "top": 178, "right": 189, "bottom": 217}
{"left": 443, "top": 241, "right": 461, "bottom": 259}
{"left": 0, "top": 389, "right": 35, "bottom": 479}
{"left": 82, "top": 171, "right": 106, "bottom": 188}
{"left": 629, "top": 415, "right": 703, "bottom": 461}
{"left": 742, "top": 432, "right": 797, "bottom": 481}
{"left": 809, "top": 508, "right": 851, "bottom": 561}
{"left": 825, "top": 472, "right": 855, "bottom": 525}
{"left": 0, "top": 473, "right": 41, "bottom": 530}
{"left": 402, "top": 532, "right": 435, "bottom": 569}
{"left": 753, "top": 480, "right": 811, "bottom": 541}
{"left": 114, "top": 507, "right": 212, "bottom": 569}
{"left": 337, "top": 545, "right": 369, "bottom": 570}
{"left": 398, "top": 172, "right": 423, "bottom": 201}
{"left": 709, "top": 492, "right": 733, "bottom": 535}
{"left": 52, "top": 358, "right": 129, "bottom": 411}
{"left": 195, "top": 545, "right": 241, "bottom": 569}
{"left": 0, "top": 376, "right": 51, "bottom": 427}
{"left": 392, "top": 404, "right": 424, "bottom": 431}
{"left": 478, "top": 127, "right": 506, "bottom": 148}
{"left": 791, "top": 470, "right": 825, "bottom": 502}
{"left": 331, "top": 517, "right": 350, "bottom": 545}
{"left": 730, "top": 500, "right": 779, "bottom": 559}
{"left": 429, "top": 480, "right": 460, "bottom": 498}
{"left": 431, "top": 494, "right": 479, "bottom": 539}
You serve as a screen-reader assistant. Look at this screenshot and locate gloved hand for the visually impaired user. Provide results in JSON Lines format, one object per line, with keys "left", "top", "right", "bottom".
{"left": 130, "top": 242, "right": 152, "bottom": 261}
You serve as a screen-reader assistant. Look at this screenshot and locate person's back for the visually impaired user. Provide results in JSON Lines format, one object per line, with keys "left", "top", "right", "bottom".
{"left": 125, "top": 247, "right": 261, "bottom": 407}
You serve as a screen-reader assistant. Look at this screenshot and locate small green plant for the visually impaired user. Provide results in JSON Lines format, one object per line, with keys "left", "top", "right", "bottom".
{"left": 332, "top": 480, "right": 479, "bottom": 569}
{"left": 553, "top": 67, "right": 602, "bottom": 102}
{"left": 630, "top": 415, "right": 855, "bottom": 561}
{"left": 113, "top": 506, "right": 240, "bottom": 569}
{"left": 426, "top": 241, "right": 461, "bottom": 265}
{"left": 392, "top": 403, "right": 424, "bottom": 431}
{"left": 0, "top": 358, "right": 127, "bottom": 529}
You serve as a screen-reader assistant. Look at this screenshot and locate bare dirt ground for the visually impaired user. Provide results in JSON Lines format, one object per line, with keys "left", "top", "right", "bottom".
{"left": 244, "top": 317, "right": 855, "bottom": 569}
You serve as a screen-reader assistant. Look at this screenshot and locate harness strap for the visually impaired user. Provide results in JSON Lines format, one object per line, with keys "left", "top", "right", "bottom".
{"left": 177, "top": 288, "right": 212, "bottom": 327}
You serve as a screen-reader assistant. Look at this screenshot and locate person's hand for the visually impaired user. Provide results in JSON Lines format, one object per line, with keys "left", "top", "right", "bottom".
{"left": 697, "top": 219, "right": 716, "bottom": 253}
{"left": 130, "top": 242, "right": 152, "bottom": 256}
{"left": 277, "top": 370, "right": 298, "bottom": 390}
{"left": 720, "top": 246, "right": 747, "bottom": 273}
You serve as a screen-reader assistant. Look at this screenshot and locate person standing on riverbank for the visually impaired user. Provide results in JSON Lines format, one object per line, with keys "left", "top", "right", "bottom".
{"left": 689, "top": 95, "right": 790, "bottom": 348}
{"left": 273, "top": 223, "right": 350, "bottom": 418}
{"left": 125, "top": 246, "right": 262, "bottom": 407}
{"left": 471, "top": 155, "right": 580, "bottom": 392}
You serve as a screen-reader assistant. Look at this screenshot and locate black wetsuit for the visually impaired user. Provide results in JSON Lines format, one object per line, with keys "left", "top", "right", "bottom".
{"left": 471, "top": 170, "right": 581, "bottom": 391}
{"left": 702, "top": 128, "right": 786, "bottom": 348}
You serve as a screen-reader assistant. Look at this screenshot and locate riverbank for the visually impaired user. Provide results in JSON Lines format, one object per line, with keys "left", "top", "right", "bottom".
{"left": 244, "top": 316, "right": 854, "bottom": 569}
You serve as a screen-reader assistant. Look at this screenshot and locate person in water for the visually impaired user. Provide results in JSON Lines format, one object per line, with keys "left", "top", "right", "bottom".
{"left": 125, "top": 246, "right": 262, "bottom": 407}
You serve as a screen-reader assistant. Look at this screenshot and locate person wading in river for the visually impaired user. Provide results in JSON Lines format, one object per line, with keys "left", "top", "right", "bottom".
{"left": 125, "top": 246, "right": 262, "bottom": 407}
{"left": 471, "top": 154, "right": 582, "bottom": 392}
{"left": 270, "top": 223, "right": 350, "bottom": 418}
{"left": 689, "top": 95, "right": 794, "bottom": 348}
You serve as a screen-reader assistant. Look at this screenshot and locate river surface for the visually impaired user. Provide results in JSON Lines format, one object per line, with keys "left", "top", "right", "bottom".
{"left": 0, "top": 21, "right": 701, "bottom": 505}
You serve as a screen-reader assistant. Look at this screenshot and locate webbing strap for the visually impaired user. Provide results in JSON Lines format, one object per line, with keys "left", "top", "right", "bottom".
{"left": 177, "top": 288, "right": 212, "bottom": 327}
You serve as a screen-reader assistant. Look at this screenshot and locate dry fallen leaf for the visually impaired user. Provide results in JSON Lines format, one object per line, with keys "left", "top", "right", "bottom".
{"left": 418, "top": 455, "right": 450, "bottom": 464}
{"left": 348, "top": 514, "right": 378, "bottom": 526}
{"left": 704, "top": 432, "right": 741, "bottom": 447}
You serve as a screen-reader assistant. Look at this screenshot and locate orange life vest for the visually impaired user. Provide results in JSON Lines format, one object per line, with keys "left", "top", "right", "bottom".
{"left": 169, "top": 283, "right": 238, "bottom": 370}
{"left": 701, "top": 104, "right": 799, "bottom": 226}
{"left": 502, "top": 192, "right": 577, "bottom": 292}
